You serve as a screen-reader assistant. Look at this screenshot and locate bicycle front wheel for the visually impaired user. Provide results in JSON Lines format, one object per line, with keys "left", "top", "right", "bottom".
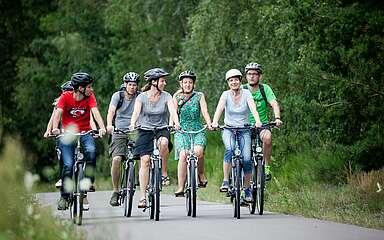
{"left": 190, "top": 159, "right": 197, "bottom": 218}
{"left": 153, "top": 159, "right": 161, "bottom": 221}
{"left": 255, "top": 159, "right": 265, "bottom": 215}
{"left": 124, "top": 161, "right": 135, "bottom": 217}
{"left": 73, "top": 163, "right": 84, "bottom": 225}
{"left": 233, "top": 160, "right": 241, "bottom": 219}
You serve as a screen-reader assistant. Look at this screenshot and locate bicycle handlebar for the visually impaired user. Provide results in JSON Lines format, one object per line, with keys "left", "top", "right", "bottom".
{"left": 178, "top": 125, "right": 207, "bottom": 134}
{"left": 48, "top": 129, "right": 100, "bottom": 139}
{"left": 138, "top": 125, "right": 174, "bottom": 132}
{"left": 113, "top": 128, "right": 138, "bottom": 135}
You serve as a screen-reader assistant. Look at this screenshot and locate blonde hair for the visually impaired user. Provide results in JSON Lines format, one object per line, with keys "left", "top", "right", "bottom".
{"left": 141, "top": 82, "right": 152, "bottom": 92}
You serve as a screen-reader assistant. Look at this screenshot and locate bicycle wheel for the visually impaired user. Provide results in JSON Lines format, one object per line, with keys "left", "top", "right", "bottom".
{"left": 124, "top": 161, "right": 135, "bottom": 217}
{"left": 74, "top": 163, "right": 84, "bottom": 225}
{"left": 185, "top": 161, "right": 191, "bottom": 216}
{"left": 153, "top": 159, "right": 161, "bottom": 221}
{"left": 255, "top": 159, "right": 265, "bottom": 215}
{"left": 250, "top": 166, "right": 257, "bottom": 214}
{"left": 234, "top": 160, "right": 241, "bottom": 219}
{"left": 190, "top": 159, "right": 197, "bottom": 218}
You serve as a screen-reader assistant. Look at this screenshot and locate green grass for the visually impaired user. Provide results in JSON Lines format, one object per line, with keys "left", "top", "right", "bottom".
{"left": 0, "top": 138, "right": 84, "bottom": 240}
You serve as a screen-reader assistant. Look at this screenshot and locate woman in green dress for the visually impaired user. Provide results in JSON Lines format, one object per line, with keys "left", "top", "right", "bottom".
{"left": 173, "top": 71, "right": 213, "bottom": 196}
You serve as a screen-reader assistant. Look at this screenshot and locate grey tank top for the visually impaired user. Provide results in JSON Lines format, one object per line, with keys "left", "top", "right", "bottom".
{"left": 221, "top": 89, "right": 252, "bottom": 127}
{"left": 137, "top": 91, "right": 172, "bottom": 128}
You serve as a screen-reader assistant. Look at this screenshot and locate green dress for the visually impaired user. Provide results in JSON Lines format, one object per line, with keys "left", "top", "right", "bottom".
{"left": 174, "top": 91, "right": 207, "bottom": 160}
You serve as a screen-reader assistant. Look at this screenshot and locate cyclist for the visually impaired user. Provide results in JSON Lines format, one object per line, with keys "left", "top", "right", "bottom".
{"left": 212, "top": 69, "right": 262, "bottom": 203}
{"left": 129, "top": 67, "right": 180, "bottom": 208}
{"left": 173, "top": 70, "right": 213, "bottom": 197}
{"left": 52, "top": 72, "right": 106, "bottom": 210}
{"left": 44, "top": 81, "right": 96, "bottom": 188}
{"left": 243, "top": 63, "right": 282, "bottom": 180}
{"left": 106, "top": 72, "right": 140, "bottom": 206}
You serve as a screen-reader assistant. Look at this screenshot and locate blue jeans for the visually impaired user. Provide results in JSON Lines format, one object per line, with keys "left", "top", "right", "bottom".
{"left": 59, "top": 133, "right": 96, "bottom": 198}
{"left": 222, "top": 128, "right": 252, "bottom": 174}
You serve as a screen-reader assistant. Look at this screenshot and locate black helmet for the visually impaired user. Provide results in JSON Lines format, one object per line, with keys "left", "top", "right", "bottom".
{"left": 60, "top": 81, "right": 73, "bottom": 91}
{"left": 245, "top": 63, "right": 263, "bottom": 74}
{"left": 71, "top": 72, "right": 94, "bottom": 87}
{"left": 123, "top": 72, "right": 140, "bottom": 82}
{"left": 178, "top": 70, "right": 196, "bottom": 81}
{"left": 144, "top": 68, "right": 169, "bottom": 81}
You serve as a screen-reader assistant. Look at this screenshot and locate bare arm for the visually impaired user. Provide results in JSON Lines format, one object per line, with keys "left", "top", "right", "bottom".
{"left": 169, "top": 94, "right": 179, "bottom": 126}
{"left": 130, "top": 99, "right": 142, "bottom": 129}
{"left": 247, "top": 97, "right": 262, "bottom": 127}
{"left": 44, "top": 108, "right": 56, "bottom": 137}
{"left": 199, "top": 93, "right": 212, "bottom": 129}
{"left": 106, "top": 104, "right": 117, "bottom": 133}
{"left": 270, "top": 99, "right": 282, "bottom": 127}
{"left": 52, "top": 108, "right": 63, "bottom": 135}
{"left": 90, "top": 113, "right": 97, "bottom": 130}
{"left": 167, "top": 98, "right": 180, "bottom": 128}
{"left": 212, "top": 96, "right": 225, "bottom": 127}
{"left": 91, "top": 107, "right": 106, "bottom": 136}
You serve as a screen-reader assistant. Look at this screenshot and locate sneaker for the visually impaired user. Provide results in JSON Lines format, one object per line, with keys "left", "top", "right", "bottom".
{"left": 83, "top": 197, "right": 90, "bottom": 211}
{"left": 55, "top": 179, "right": 62, "bottom": 189}
{"left": 244, "top": 188, "right": 253, "bottom": 203}
{"left": 219, "top": 181, "right": 229, "bottom": 192}
{"left": 265, "top": 165, "right": 272, "bottom": 181}
{"left": 57, "top": 197, "right": 69, "bottom": 210}
{"left": 109, "top": 192, "right": 120, "bottom": 206}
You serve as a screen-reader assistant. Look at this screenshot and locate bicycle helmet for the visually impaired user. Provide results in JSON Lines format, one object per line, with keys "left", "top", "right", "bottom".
{"left": 123, "top": 72, "right": 140, "bottom": 82}
{"left": 143, "top": 68, "right": 169, "bottom": 81}
{"left": 70, "top": 72, "right": 94, "bottom": 87}
{"left": 225, "top": 69, "right": 242, "bottom": 81}
{"left": 178, "top": 70, "right": 196, "bottom": 81}
{"left": 245, "top": 62, "right": 263, "bottom": 74}
{"left": 60, "top": 81, "right": 73, "bottom": 91}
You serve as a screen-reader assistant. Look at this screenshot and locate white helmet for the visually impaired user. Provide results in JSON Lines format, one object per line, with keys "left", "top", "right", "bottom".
{"left": 225, "top": 69, "right": 242, "bottom": 81}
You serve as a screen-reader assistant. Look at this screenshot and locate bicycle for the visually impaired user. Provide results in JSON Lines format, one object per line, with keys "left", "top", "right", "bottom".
{"left": 113, "top": 128, "right": 138, "bottom": 217}
{"left": 249, "top": 122, "right": 276, "bottom": 215}
{"left": 139, "top": 125, "right": 173, "bottom": 221}
{"left": 52, "top": 129, "right": 99, "bottom": 225}
{"left": 218, "top": 125, "right": 250, "bottom": 219}
{"left": 179, "top": 125, "right": 207, "bottom": 217}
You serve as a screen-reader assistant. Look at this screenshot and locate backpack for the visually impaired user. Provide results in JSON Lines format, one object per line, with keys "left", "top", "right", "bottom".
{"left": 244, "top": 84, "right": 270, "bottom": 107}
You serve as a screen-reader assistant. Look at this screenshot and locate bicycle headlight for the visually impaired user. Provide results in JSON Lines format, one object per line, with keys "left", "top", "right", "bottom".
{"left": 234, "top": 149, "right": 241, "bottom": 156}
{"left": 256, "top": 146, "right": 263, "bottom": 153}
{"left": 153, "top": 149, "right": 160, "bottom": 156}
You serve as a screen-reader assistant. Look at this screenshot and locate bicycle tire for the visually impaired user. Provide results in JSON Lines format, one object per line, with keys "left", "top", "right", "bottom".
{"left": 122, "top": 162, "right": 128, "bottom": 216}
{"left": 74, "top": 163, "right": 84, "bottom": 225}
{"left": 235, "top": 160, "right": 241, "bottom": 219}
{"left": 256, "top": 159, "right": 265, "bottom": 215}
{"left": 149, "top": 167, "right": 155, "bottom": 220}
{"left": 250, "top": 166, "right": 257, "bottom": 214}
{"left": 185, "top": 160, "right": 191, "bottom": 216}
{"left": 125, "top": 161, "right": 135, "bottom": 217}
{"left": 154, "top": 159, "right": 161, "bottom": 221}
{"left": 190, "top": 159, "right": 197, "bottom": 218}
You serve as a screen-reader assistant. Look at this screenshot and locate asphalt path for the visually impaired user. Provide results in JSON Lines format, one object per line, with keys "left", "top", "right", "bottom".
{"left": 37, "top": 191, "right": 384, "bottom": 240}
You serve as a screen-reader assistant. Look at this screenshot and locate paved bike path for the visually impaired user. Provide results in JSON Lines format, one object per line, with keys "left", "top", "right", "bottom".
{"left": 37, "top": 191, "right": 383, "bottom": 240}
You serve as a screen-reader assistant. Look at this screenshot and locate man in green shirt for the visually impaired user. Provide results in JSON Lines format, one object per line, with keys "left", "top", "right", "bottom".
{"left": 243, "top": 63, "right": 282, "bottom": 180}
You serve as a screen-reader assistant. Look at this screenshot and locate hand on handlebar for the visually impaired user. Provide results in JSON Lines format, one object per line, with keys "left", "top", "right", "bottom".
{"left": 52, "top": 128, "right": 61, "bottom": 136}
{"left": 106, "top": 125, "right": 114, "bottom": 134}
{"left": 254, "top": 121, "right": 262, "bottom": 128}
{"left": 98, "top": 128, "right": 106, "bottom": 138}
{"left": 274, "top": 118, "right": 283, "bottom": 128}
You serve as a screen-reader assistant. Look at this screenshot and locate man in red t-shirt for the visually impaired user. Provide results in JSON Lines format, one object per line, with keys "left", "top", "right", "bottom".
{"left": 52, "top": 72, "right": 106, "bottom": 210}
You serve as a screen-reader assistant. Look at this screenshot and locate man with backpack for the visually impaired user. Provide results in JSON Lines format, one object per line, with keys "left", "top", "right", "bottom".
{"left": 243, "top": 63, "right": 282, "bottom": 181}
{"left": 106, "top": 72, "right": 140, "bottom": 206}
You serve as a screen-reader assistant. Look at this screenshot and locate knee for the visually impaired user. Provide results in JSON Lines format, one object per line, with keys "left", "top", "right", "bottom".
{"left": 159, "top": 138, "right": 169, "bottom": 150}
{"left": 112, "top": 156, "right": 122, "bottom": 165}
{"left": 140, "top": 157, "right": 150, "bottom": 168}
{"left": 262, "top": 132, "right": 272, "bottom": 145}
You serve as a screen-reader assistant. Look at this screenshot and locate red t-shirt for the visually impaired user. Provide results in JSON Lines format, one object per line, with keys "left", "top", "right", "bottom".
{"left": 56, "top": 91, "right": 97, "bottom": 132}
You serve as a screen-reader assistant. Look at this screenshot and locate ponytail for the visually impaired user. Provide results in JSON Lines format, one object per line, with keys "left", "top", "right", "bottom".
{"left": 141, "top": 83, "right": 152, "bottom": 92}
